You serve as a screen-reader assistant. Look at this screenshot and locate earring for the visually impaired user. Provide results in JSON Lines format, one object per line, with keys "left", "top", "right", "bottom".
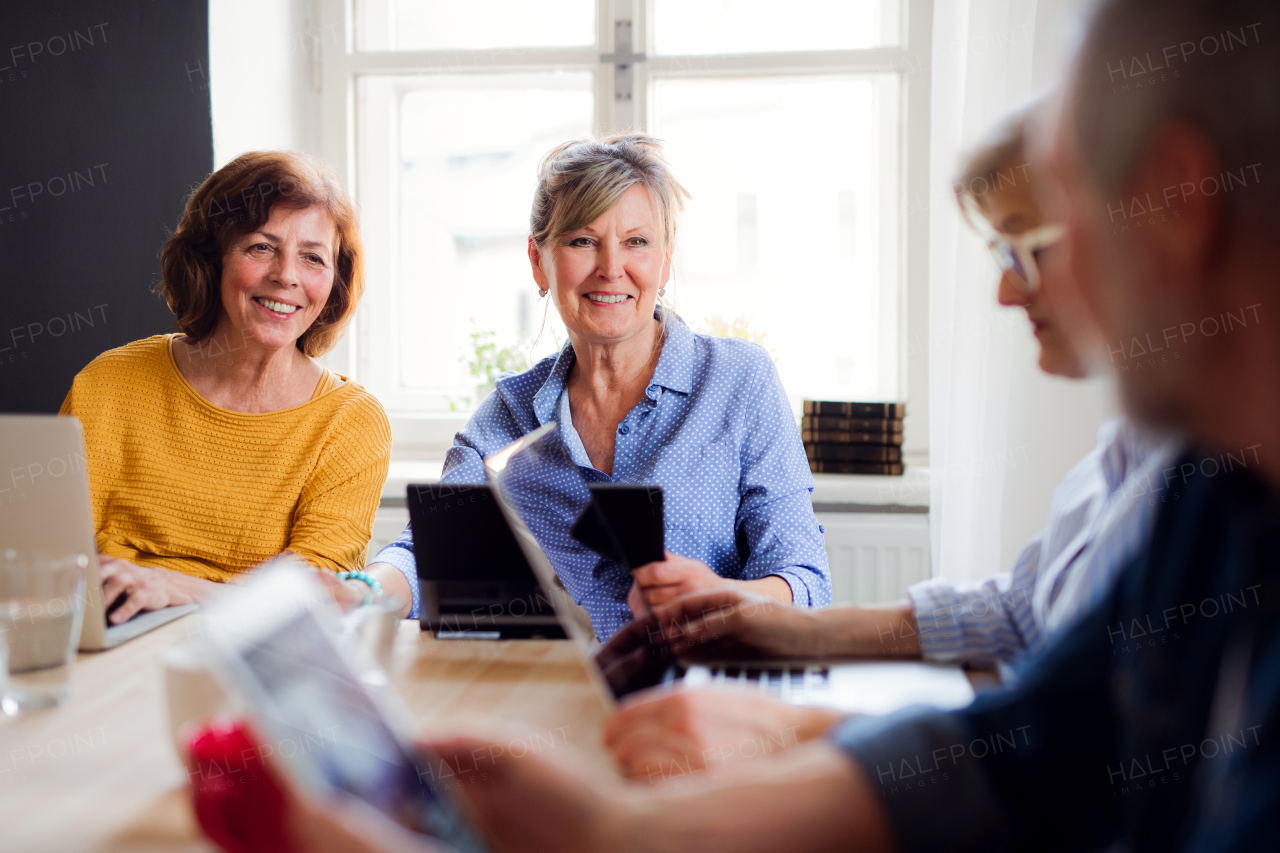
{"left": 658, "top": 288, "right": 666, "bottom": 297}
{"left": 538, "top": 288, "right": 548, "bottom": 298}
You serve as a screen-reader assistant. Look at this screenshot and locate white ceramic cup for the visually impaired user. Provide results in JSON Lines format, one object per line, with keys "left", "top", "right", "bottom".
{"left": 162, "top": 642, "right": 233, "bottom": 757}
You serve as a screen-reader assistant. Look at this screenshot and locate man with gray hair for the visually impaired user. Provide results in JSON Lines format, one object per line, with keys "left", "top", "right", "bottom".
{"left": 248, "top": 1, "right": 1280, "bottom": 850}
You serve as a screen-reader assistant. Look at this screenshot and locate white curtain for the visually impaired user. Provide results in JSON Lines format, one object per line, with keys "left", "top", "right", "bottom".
{"left": 927, "top": 0, "right": 1042, "bottom": 583}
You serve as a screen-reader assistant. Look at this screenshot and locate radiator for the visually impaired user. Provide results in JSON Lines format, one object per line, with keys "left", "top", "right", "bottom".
{"left": 815, "top": 512, "right": 932, "bottom": 606}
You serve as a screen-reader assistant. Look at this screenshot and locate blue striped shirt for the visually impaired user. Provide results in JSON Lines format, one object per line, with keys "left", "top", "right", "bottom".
{"left": 375, "top": 313, "right": 831, "bottom": 639}
{"left": 907, "top": 418, "right": 1183, "bottom": 666}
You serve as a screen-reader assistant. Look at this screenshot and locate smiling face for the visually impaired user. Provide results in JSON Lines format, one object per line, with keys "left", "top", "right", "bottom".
{"left": 530, "top": 183, "right": 671, "bottom": 349}
{"left": 979, "top": 178, "right": 1088, "bottom": 379}
{"left": 218, "top": 205, "right": 337, "bottom": 353}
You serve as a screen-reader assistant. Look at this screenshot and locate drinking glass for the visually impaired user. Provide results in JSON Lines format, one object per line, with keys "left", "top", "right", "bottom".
{"left": 0, "top": 550, "right": 87, "bottom": 715}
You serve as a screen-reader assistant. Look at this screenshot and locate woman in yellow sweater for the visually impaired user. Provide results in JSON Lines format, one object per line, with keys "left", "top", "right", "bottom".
{"left": 61, "top": 151, "right": 396, "bottom": 625}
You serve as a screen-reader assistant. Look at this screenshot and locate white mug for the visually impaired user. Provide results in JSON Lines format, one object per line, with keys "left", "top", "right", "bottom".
{"left": 162, "top": 642, "right": 233, "bottom": 758}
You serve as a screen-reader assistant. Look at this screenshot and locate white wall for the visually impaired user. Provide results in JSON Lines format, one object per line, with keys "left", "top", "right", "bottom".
{"left": 209, "top": 0, "right": 345, "bottom": 370}
{"left": 209, "top": 0, "right": 321, "bottom": 167}
{"left": 995, "top": 0, "right": 1118, "bottom": 571}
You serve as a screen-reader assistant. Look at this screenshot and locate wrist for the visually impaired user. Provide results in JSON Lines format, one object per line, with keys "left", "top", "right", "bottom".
{"left": 167, "top": 568, "right": 215, "bottom": 605}
{"left": 799, "top": 607, "right": 849, "bottom": 658}
{"left": 826, "top": 603, "right": 920, "bottom": 658}
{"left": 340, "top": 580, "right": 370, "bottom": 604}
{"left": 337, "top": 569, "right": 382, "bottom": 606}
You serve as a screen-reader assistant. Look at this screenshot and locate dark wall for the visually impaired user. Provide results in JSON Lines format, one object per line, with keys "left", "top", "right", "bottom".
{"left": 0, "top": 0, "right": 212, "bottom": 413}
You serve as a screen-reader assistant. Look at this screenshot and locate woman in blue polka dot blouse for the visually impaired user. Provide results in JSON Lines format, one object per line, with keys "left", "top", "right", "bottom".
{"left": 368, "top": 134, "right": 831, "bottom": 640}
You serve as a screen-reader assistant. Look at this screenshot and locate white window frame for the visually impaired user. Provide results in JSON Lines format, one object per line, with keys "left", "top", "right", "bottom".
{"left": 315, "top": 0, "right": 932, "bottom": 462}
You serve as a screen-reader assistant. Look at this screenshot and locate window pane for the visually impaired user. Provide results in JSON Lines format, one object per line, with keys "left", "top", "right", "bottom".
{"left": 653, "top": 0, "right": 901, "bottom": 54}
{"left": 357, "top": 72, "right": 593, "bottom": 411}
{"left": 652, "top": 75, "right": 901, "bottom": 407}
{"left": 357, "top": 0, "right": 596, "bottom": 52}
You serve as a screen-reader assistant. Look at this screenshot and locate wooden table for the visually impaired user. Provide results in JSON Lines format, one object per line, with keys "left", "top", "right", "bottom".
{"left": 0, "top": 615, "right": 611, "bottom": 853}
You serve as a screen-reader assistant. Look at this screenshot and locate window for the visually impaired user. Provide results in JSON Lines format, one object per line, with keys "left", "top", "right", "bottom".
{"left": 319, "top": 0, "right": 931, "bottom": 450}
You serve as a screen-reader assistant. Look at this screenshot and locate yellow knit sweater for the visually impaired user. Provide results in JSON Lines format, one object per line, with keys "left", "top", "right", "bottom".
{"left": 60, "top": 335, "right": 391, "bottom": 581}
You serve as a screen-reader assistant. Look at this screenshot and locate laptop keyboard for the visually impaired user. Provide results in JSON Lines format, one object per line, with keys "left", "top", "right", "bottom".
{"left": 679, "top": 664, "right": 832, "bottom": 701}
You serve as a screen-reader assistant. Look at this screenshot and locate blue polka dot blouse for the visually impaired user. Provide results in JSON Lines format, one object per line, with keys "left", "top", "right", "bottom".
{"left": 376, "top": 311, "right": 831, "bottom": 640}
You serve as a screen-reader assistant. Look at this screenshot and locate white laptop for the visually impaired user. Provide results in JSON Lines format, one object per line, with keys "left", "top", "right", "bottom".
{"left": 0, "top": 414, "right": 197, "bottom": 654}
{"left": 483, "top": 423, "right": 975, "bottom": 716}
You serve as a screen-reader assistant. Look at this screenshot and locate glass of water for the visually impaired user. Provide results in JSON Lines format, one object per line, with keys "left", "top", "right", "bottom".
{"left": 0, "top": 550, "right": 88, "bottom": 715}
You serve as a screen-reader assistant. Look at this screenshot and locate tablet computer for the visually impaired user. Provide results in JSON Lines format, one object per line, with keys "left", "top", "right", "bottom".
{"left": 205, "top": 559, "right": 490, "bottom": 851}
{"left": 570, "top": 484, "right": 664, "bottom": 569}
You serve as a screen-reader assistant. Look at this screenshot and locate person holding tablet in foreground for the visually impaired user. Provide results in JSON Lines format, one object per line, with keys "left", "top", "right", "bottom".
{"left": 594, "top": 99, "right": 1187, "bottom": 774}
{"left": 61, "top": 152, "right": 396, "bottom": 622}
{"left": 365, "top": 135, "right": 830, "bottom": 639}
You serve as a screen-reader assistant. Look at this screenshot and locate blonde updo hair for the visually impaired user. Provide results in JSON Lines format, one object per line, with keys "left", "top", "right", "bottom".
{"left": 530, "top": 134, "right": 690, "bottom": 329}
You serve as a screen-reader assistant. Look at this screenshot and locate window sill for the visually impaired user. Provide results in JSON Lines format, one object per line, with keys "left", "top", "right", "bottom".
{"left": 379, "top": 459, "right": 929, "bottom": 512}
{"left": 810, "top": 468, "right": 929, "bottom": 513}
{"left": 389, "top": 414, "right": 470, "bottom": 461}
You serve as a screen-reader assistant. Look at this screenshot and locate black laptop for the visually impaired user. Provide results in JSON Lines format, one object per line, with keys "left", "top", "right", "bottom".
{"left": 407, "top": 483, "right": 565, "bottom": 639}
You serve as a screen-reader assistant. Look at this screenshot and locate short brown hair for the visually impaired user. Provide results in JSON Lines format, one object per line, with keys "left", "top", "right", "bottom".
{"left": 158, "top": 151, "right": 364, "bottom": 357}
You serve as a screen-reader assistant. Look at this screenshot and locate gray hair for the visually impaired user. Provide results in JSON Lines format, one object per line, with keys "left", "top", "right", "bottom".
{"left": 1070, "top": 0, "right": 1279, "bottom": 222}
{"left": 530, "top": 133, "right": 689, "bottom": 250}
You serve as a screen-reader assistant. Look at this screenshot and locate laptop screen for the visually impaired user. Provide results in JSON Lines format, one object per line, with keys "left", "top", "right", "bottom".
{"left": 484, "top": 423, "right": 674, "bottom": 702}
{"left": 483, "top": 424, "right": 599, "bottom": 647}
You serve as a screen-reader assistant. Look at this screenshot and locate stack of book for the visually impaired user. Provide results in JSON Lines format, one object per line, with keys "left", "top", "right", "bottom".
{"left": 801, "top": 400, "right": 905, "bottom": 476}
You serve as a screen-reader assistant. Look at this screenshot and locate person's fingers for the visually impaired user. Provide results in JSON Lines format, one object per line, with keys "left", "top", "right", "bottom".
{"left": 596, "top": 636, "right": 672, "bottom": 697}
{"left": 642, "top": 584, "right": 691, "bottom": 607}
{"left": 423, "top": 735, "right": 505, "bottom": 786}
{"left": 664, "top": 629, "right": 739, "bottom": 659}
{"left": 649, "top": 588, "right": 754, "bottom": 625}
{"left": 602, "top": 691, "right": 677, "bottom": 748}
{"left": 629, "top": 556, "right": 666, "bottom": 572}
{"left": 594, "top": 613, "right": 651, "bottom": 668}
{"left": 107, "top": 586, "right": 146, "bottom": 624}
{"left": 606, "top": 685, "right": 734, "bottom": 751}
{"left": 612, "top": 730, "right": 707, "bottom": 780}
{"left": 609, "top": 696, "right": 811, "bottom": 782}
{"left": 596, "top": 612, "right": 670, "bottom": 672}
{"left": 100, "top": 573, "right": 128, "bottom": 609}
{"left": 661, "top": 615, "right": 767, "bottom": 661}
{"left": 311, "top": 566, "right": 342, "bottom": 590}
{"left": 424, "top": 735, "right": 623, "bottom": 853}
{"left": 626, "top": 580, "right": 650, "bottom": 620}
{"left": 608, "top": 691, "right": 736, "bottom": 777}
{"left": 631, "top": 559, "right": 702, "bottom": 587}
{"left": 420, "top": 735, "right": 520, "bottom": 846}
